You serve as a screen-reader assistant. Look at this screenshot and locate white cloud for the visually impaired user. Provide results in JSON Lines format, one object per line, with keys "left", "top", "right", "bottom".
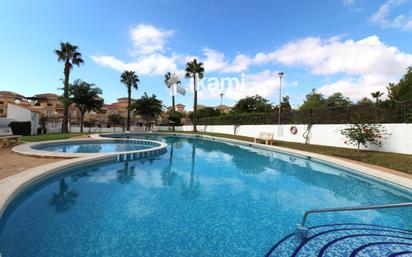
{"left": 92, "top": 23, "right": 412, "bottom": 101}
{"left": 224, "top": 70, "right": 278, "bottom": 100}
{"left": 91, "top": 53, "right": 177, "bottom": 75}
{"left": 92, "top": 23, "right": 178, "bottom": 75}
{"left": 130, "top": 24, "right": 174, "bottom": 54}
{"left": 342, "top": 0, "right": 355, "bottom": 7}
{"left": 370, "top": 0, "right": 412, "bottom": 31}
{"left": 252, "top": 35, "right": 412, "bottom": 99}
{"left": 317, "top": 75, "right": 390, "bottom": 100}
{"left": 196, "top": 70, "right": 296, "bottom": 101}
{"left": 202, "top": 48, "right": 252, "bottom": 73}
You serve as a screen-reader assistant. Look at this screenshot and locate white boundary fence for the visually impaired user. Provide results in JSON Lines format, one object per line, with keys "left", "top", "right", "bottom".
{"left": 157, "top": 124, "right": 412, "bottom": 155}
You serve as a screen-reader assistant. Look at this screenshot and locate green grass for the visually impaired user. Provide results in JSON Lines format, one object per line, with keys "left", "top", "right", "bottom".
{"left": 21, "top": 133, "right": 88, "bottom": 142}
{"left": 167, "top": 131, "right": 412, "bottom": 174}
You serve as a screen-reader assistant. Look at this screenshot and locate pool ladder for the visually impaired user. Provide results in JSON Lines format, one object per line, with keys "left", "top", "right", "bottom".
{"left": 296, "top": 201, "right": 412, "bottom": 240}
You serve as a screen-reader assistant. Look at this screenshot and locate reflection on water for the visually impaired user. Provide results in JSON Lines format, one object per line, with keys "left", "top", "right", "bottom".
{"left": 2, "top": 135, "right": 412, "bottom": 257}
{"left": 117, "top": 162, "right": 136, "bottom": 184}
{"left": 48, "top": 178, "right": 79, "bottom": 213}
{"left": 181, "top": 143, "right": 200, "bottom": 200}
{"left": 161, "top": 142, "right": 177, "bottom": 187}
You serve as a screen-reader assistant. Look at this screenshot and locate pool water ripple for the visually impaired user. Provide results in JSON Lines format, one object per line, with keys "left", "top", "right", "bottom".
{"left": 0, "top": 135, "right": 411, "bottom": 257}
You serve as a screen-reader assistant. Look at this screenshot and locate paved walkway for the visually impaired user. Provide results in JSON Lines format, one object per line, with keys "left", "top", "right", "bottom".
{"left": 333, "top": 156, "right": 412, "bottom": 180}
{"left": 0, "top": 147, "right": 63, "bottom": 180}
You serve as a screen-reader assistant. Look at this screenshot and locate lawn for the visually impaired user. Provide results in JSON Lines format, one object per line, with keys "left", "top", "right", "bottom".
{"left": 168, "top": 131, "right": 412, "bottom": 174}
{"left": 21, "top": 133, "right": 88, "bottom": 142}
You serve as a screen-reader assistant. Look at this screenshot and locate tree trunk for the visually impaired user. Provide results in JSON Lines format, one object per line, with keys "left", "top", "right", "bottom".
{"left": 172, "top": 95, "right": 175, "bottom": 112}
{"left": 80, "top": 111, "right": 84, "bottom": 133}
{"left": 127, "top": 86, "right": 131, "bottom": 131}
{"left": 172, "top": 95, "right": 175, "bottom": 132}
{"left": 62, "top": 61, "right": 70, "bottom": 133}
{"left": 193, "top": 78, "right": 197, "bottom": 132}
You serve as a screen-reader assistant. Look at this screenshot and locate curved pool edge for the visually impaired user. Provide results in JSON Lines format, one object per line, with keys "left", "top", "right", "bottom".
{"left": 12, "top": 137, "right": 167, "bottom": 159}
{"left": 1, "top": 132, "right": 412, "bottom": 221}
{"left": 1, "top": 137, "right": 168, "bottom": 218}
{"left": 0, "top": 155, "right": 115, "bottom": 218}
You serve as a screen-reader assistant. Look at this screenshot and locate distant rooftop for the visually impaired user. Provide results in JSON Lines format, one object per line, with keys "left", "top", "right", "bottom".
{"left": 0, "top": 91, "right": 25, "bottom": 99}
{"left": 35, "top": 93, "right": 60, "bottom": 100}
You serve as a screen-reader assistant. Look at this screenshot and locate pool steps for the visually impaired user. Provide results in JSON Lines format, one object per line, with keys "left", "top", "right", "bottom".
{"left": 266, "top": 224, "right": 412, "bottom": 257}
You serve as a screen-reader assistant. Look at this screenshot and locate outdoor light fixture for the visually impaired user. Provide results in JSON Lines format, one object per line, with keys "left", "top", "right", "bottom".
{"left": 220, "top": 93, "right": 224, "bottom": 115}
{"left": 277, "top": 72, "right": 284, "bottom": 136}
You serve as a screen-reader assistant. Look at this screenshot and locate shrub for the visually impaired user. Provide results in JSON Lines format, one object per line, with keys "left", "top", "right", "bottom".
{"left": 83, "top": 120, "right": 95, "bottom": 128}
{"left": 340, "top": 123, "right": 389, "bottom": 151}
{"left": 168, "top": 112, "right": 182, "bottom": 126}
{"left": 37, "top": 127, "right": 47, "bottom": 135}
{"left": 10, "top": 121, "right": 31, "bottom": 136}
{"left": 198, "top": 113, "right": 276, "bottom": 125}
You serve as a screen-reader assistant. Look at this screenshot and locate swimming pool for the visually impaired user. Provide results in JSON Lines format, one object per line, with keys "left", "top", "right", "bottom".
{"left": 1, "top": 135, "right": 411, "bottom": 257}
{"left": 33, "top": 140, "right": 152, "bottom": 153}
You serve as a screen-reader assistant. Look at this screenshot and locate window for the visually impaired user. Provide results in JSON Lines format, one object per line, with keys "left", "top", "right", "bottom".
{"left": 0, "top": 101, "right": 4, "bottom": 105}
{"left": 0, "top": 109, "right": 3, "bottom": 114}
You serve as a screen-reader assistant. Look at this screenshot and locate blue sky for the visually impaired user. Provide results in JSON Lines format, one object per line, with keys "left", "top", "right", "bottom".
{"left": 1, "top": 0, "right": 412, "bottom": 109}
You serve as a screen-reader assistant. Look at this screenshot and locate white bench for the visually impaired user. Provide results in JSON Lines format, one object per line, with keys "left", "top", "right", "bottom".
{"left": 254, "top": 132, "right": 274, "bottom": 145}
{"left": 0, "top": 135, "right": 22, "bottom": 149}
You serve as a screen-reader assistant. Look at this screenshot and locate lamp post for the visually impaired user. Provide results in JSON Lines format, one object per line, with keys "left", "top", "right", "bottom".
{"left": 220, "top": 93, "right": 224, "bottom": 115}
{"left": 277, "top": 72, "right": 284, "bottom": 135}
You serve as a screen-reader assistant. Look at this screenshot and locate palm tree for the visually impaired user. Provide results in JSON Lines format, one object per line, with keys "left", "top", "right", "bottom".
{"left": 55, "top": 42, "right": 84, "bottom": 133}
{"left": 185, "top": 59, "right": 205, "bottom": 132}
{"left": 371, "top": 91, "right": 384, "bottom": 105}
{"left": 120, "top": 71, "right": 140, "bottom": 131}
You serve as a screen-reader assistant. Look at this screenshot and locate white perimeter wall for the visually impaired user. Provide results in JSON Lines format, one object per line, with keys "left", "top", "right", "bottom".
{"left": 69, "top": 126, "right": 147, "bottom": 133}
{"left": 157, "top": 124, "right": 412, "bottom": 155}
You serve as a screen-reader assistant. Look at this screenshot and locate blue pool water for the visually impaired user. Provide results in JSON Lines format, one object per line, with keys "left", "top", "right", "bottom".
{"left": 1, "top": 135, "right": 411, "bottom": 257}
{"left": 34, "top": 141, "right": 152, "bottom": 153}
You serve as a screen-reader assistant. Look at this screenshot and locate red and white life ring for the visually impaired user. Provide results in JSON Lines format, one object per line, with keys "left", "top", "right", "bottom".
{"left": 290, "top": 126, "right": 298, "bottom": 135}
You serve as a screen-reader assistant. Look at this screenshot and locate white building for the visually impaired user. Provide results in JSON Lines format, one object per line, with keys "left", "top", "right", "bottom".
{"left": 6, "top": 103, "right": 40, "bottom": 135}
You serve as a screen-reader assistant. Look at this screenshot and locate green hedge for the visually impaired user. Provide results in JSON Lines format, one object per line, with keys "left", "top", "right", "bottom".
{"left": 10, "top": 121, "right": 31, "bottom": 136}
{"left": 198, "top": 113, "right": 276, "bottom": 125}
{"left": 197, "top": 106, "right": 403, "bottom": 125}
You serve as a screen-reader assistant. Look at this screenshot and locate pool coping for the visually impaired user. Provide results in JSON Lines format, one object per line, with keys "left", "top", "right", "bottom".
{"left": 12, "top": 137, "right": 167, "bottom": 159}
{"left": 0, "top": 137, "right": 168, "bottom": 217}
{"left": 1, "top": 132, "right": 411, "bottom": 219}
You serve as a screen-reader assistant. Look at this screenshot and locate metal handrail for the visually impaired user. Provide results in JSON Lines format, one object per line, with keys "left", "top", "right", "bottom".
{"left": 301, "top": 202, "right": 412, "bottom": 228}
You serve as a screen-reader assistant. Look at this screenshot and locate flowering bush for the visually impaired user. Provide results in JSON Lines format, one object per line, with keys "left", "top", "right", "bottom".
{"left": 340, "top": 123, "right": 389, "bottom": 151}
